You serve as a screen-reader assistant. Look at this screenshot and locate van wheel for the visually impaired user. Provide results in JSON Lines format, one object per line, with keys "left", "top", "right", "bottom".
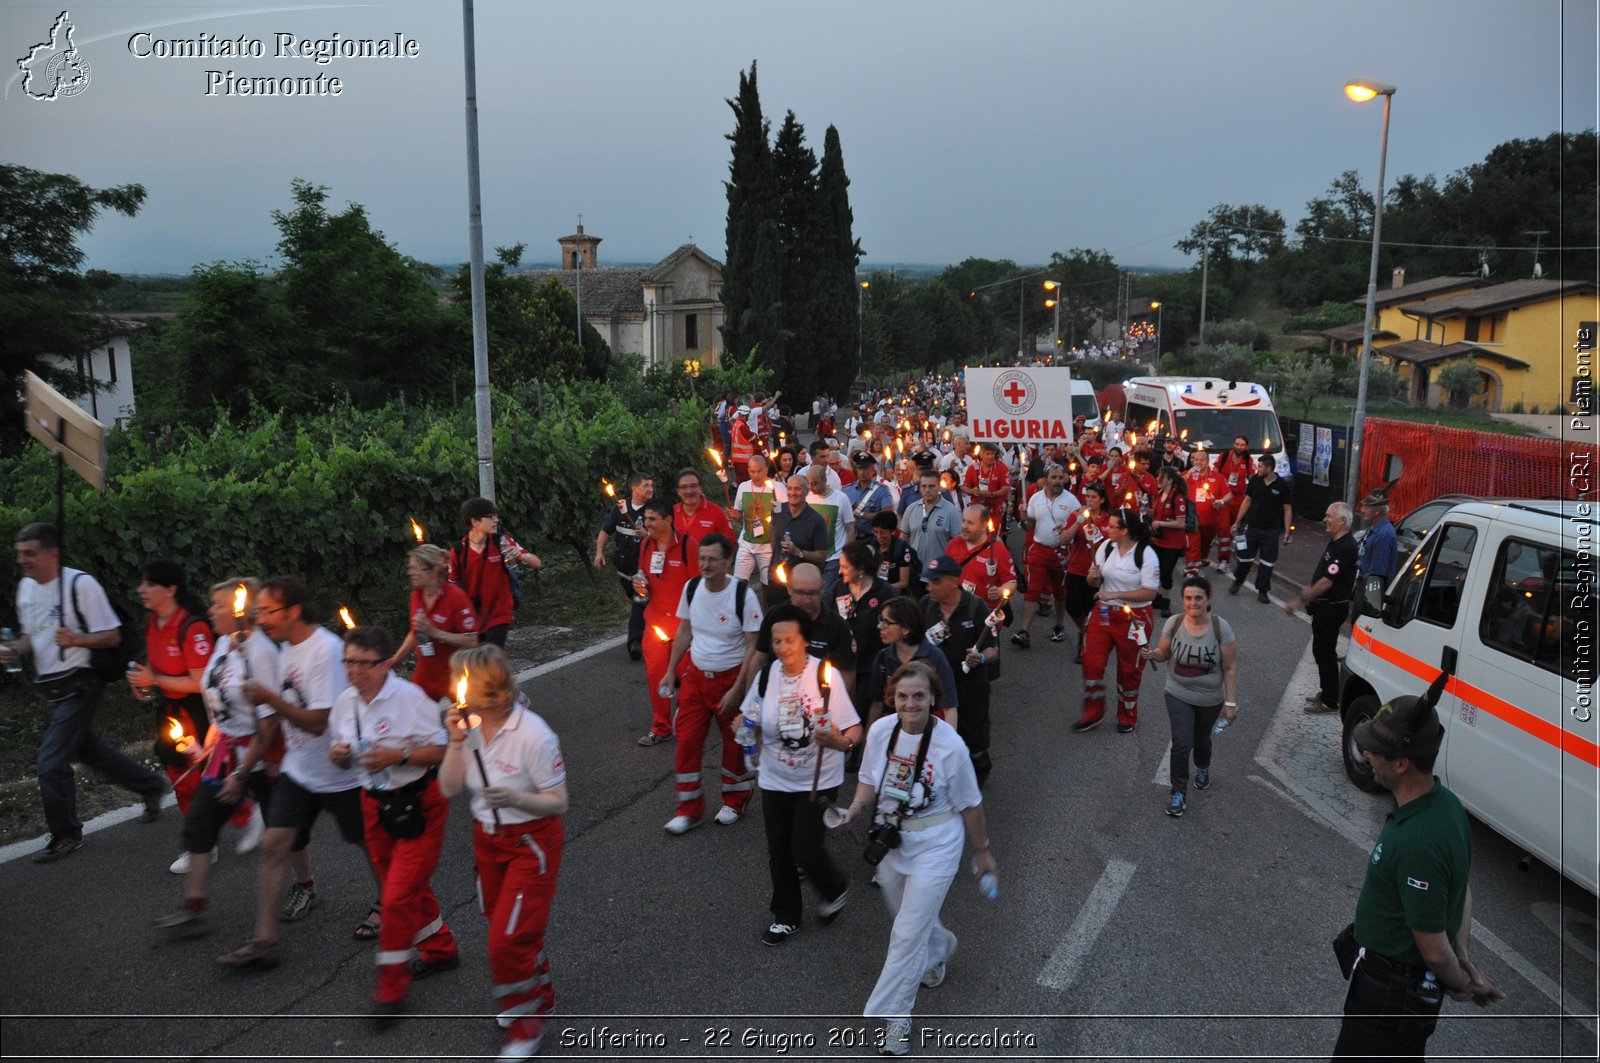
{"left": 1342, "top": 695, "right": 1385, "bottom": 794}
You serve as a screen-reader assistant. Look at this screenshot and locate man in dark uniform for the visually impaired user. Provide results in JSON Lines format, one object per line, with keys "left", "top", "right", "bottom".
{"left": 1286, "top": 502, "right": 1359, "bottom": 713}
{"left": 1334, "top": 674, "right": 1506, "bottom": 1058}
{"left": 737, "top": 562, "right": 858, "bottom": 704}
{"left": 593, "top": 471, "right": 652, "bottom": 660}
{"left": 1229, "top": 454, "right": 1293, "bottom": 603}
{"left": 920, "top": 555, "right": 997, "bottom": 787}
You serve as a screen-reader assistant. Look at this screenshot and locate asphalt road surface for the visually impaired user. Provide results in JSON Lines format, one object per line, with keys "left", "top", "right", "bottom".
{"left": 1, "top": 579, "right": 1595, "bottom": 1061}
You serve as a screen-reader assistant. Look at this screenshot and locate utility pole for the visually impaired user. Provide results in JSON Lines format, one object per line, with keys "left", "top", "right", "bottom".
{"left": 461, "top": 0, "right": 494, "bottom": 500}
{"left": 1198, "top": 226, "right": 1211, "bottom": 346}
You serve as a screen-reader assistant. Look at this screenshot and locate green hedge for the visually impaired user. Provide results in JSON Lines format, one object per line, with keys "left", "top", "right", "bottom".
{"left": 0, "top": 379, "right": 716, "bottom": 631}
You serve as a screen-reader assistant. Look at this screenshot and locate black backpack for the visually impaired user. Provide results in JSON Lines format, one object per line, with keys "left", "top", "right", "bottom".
{"left": 69, "top": 571, "right": 145, "bottom": 682}
{"left": 685, "top": 576, "right": 750, "bottom": 624}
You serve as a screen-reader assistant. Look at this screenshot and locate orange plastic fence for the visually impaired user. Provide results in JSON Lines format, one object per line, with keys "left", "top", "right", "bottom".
{"left": 1360, "top": 417, "right": 1598, "bottom": 519}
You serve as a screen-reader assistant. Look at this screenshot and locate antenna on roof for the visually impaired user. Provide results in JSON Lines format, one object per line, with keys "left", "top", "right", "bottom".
{"left": 1477, "top": 250, "right": 1491, "bottom": 279}
{"left": 1522, "top": 230, "right": 1548, "bottom": 279}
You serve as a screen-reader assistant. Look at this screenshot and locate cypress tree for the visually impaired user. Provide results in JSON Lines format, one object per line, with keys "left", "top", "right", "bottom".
{"left": 813, "top": 124, "right": 863, "bottom": 394}
{"left": 721, "top": 62, "right": 776, "bottom": 366}
{"left": 772, "top": 111, "right": 820, "bottom": 401}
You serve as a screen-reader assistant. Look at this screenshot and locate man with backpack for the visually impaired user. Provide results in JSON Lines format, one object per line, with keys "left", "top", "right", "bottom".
{"left": 449, "top": 498, "right": 542, "bottom": 649}
{"left": 658, "top": 533, "right": 763, "bottom": 834}
{"left": 3, "top": 522, "right": 168, "bottom": 863}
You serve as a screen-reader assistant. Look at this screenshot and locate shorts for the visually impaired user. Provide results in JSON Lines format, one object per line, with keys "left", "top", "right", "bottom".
{"left": 181, "top": 770, "right": 273, "bottom": 854}
{"left": 1024, "top": 543, "right": 1067, "bottom": 603}
{"left": 266, "top": 774, "right": 365, "bottom": 851}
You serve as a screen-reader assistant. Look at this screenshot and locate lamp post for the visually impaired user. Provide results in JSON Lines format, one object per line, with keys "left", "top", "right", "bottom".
{"left": 858, "top": 280, "right": 869, "bottom": 371}
{"left": 1150, "top": 301, "right": 1163, "bottom": 369}
{"left": 1043, "top": 280, "right": 1062, "bottom": 364}
{"left": 1344, "top": 78, "right": 1396, "bottom": 507}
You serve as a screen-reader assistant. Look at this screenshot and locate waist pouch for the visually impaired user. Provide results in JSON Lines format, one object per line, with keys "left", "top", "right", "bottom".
{"left": 35, "top": 669, "right": 94, "bottom": 703}
{"left": 370, "top": 768, "right": 436, "bottom": 840}
{"left": 1332, "top": 921, "right": 1358, "bottom": 979}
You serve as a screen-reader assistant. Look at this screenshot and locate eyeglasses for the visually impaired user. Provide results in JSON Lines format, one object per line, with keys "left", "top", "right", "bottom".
{"left": 876, "top": 618, "right": 899, "bottom": 628}
{"left": 342, "top": 658, "right": 383, "bottom": 669}
{"left": 257, "top": 606, "right": 287, "bottom": 616}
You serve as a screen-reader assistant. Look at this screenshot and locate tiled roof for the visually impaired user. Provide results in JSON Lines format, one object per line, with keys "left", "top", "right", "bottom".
{"left": 1356, "top": 275, "right": 1483, "bottom": 309}
{"left": 645, "top": 243, "right": 724, "bottom": 282}
{"left": 519, "top": 267, "right": 647, "bottom": 314}
{"left": 1400, "top": 278, "right": 1597, "bottom": 319}
{"left": 1319, "top": 323, "right": 1399, "bottom": 342}
{"left": 1378, "top": 340, "right": 1530, "bottom": 370}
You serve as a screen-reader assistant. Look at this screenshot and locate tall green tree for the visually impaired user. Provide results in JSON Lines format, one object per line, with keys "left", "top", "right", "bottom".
{"left": 769, "top": 110, "right": 817, "bottom": 394}
{"left": 1043, "top": 248, "right": 1120, "bottom": 351}
{"left": 812, "top": 123, "right": 862, "bottom": 395}
{"left": 720, "top": 61, "right": 779, "bottom": 367}
{"left": 0, "top": 164, "right": 145, "bottom": 451}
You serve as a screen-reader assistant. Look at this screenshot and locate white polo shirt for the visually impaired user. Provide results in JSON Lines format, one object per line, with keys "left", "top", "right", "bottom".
{"left": 465, "top": 701, "right": 566, "bottom": 828}
{"left": 328, "top": 672, "right": 448, "bottom": 790}
{"left": 1096, "top": 541, "right": 1160, "bottom": 607}
{"left": 1027, "top": 488, "right": 1082, "bottom": 548}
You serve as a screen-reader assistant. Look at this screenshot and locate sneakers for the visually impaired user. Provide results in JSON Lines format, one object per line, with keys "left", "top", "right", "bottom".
{"left": 1166, "top": 791, "right": 1187, "bottom": 817}
{"left": 139, "top": 788, "right": 166, "bottom": 824}
{"left": 281, "top": 882, "right": 321, "bottom": 921}
{"left": 817, "top": 888, "right": 849, "bottom": 925}
{"left": 1304, "top": 696, "right": 1338, "bottom": 714}
{"left": 921, "top": 935, "right": 955, "bottom": 987}
{"left": 1228, "top": 580, "right": 1244, "bottom": 596}
{"left": 170, "top": 849, "right": 218, "bottom": 875}
{"left": 1214, "top": 563, "right": 1231, "bottom": 575}
{"left": 1116, "top": 723, "right": 1137, "bottom": 734}
{"left": 880, "top": 1018, "right": 911, "bottom": 1056}
{"left": 154, "top": 906, "right": 214, "bottom": 938}
{"left": 637, "top": 730, "right": 671, "bottom": 747}
{"left": 1050, "top": 626, "right": 1067, "bottom": 643}
{"left": 713, "top": 805, "right": 743, "bottom": 826}
{"left": 1195, "top": 767, "right": 1211, "bottom": 790}
{"left": 410, "top": 954, "right": 460, "bottom": 980}
{"left": 664, "top": 814, "right": 702, "bottom": 835}
{"left": 31, "top": 834, "right": 83, "bottom": 864}
{"left": 216, "top": 938, "right": 280, "bottom": 969}
{"left": 761, "top": 922, "right": 799, "bottom": 946}
{"left": 235, "top": 804, "right": 265, "bottom": 855}
{"left": 1010, "top": 630, "right": 1031, "bottom": 649}
{"left": 1071, "top": 717, "right": 1102, "bottom": 734}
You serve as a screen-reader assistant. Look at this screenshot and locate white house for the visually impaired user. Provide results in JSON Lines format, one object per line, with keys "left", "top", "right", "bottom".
{"left": 41, "top": 317, "right": 153, "bottom": 426}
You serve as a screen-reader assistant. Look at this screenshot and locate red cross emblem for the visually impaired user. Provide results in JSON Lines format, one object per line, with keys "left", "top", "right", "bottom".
{"left": 992, "top": 370, "right": 1036, "bottom": 415}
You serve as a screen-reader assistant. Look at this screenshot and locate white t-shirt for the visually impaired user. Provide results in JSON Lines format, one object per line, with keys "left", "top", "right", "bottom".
{"left": 16, "top": 568, "right": 116, "bottom": 675}
{"left": 328, "top": 672, "right": 448, "bottom": 790}
{"left": 744, "top": 657, "right": 861, "bottom": 792}
{"left": 1027, "top": 488, "right": 1083, "bottom": 548}
{"left": 464, "top": 700, "right": 566, "bottom": 828}
{"left": 733, "top": 479, "right": 788, "bottom": 545}
{"left": 805, "top": 489, "right": 854, "bottom": 560}
{"left": 859, "top": 715, "right": 980, "bottom": 877}
{"left": 677, "top": 577, "right": 763, "bottom": 673}
{"left": 278, "top": 627, "right": 360, "bottom": 793}
{"left": 1096, "top": 541, "right": 1160, "bottom": 606}
{"left": 200, "top": 630, "right": 282, "bottom": 748}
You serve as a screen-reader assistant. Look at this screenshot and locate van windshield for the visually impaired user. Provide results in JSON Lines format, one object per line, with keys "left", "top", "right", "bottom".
{"left": 1173, "top": 408, "right": 1283, "bottom": 451}
{"left": 1071, "top": 393, "right": 1099, "bottom": 421}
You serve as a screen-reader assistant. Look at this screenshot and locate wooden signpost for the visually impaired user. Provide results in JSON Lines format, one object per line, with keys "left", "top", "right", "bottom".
{"left": 23, "top": 371, "right": 109, "bottom": 613}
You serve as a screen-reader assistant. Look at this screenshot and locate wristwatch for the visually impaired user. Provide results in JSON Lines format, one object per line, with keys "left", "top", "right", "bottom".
{"left": 400, "top": 747, "right": 411, "bottom": 765}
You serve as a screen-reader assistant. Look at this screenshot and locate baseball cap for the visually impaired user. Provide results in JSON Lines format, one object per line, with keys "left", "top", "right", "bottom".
{"left": 736, "top": 404, "right": 751, "bottom": 415}
{"left": 922, "top": 555, "right": 963, "bottom": 582}
{"left": 1353, "top": 673, "right": 1447, "bottom": 759}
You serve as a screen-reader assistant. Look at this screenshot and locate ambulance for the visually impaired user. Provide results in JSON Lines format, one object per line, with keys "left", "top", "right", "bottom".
{"left": 1121, "top": 376, "right": 1289, "bottom": 473}
{"left": 1340, "top": 499, "right": 1598, "bottom": 895}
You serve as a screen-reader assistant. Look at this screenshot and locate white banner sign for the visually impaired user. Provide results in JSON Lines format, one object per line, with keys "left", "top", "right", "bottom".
{"left": 963, "top": 366, "right": 1076, "bottom": 444}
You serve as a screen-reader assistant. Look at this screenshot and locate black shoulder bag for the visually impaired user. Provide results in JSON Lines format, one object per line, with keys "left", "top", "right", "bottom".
{"left": 353, "top": 710, "right": 432, "bottom": 840}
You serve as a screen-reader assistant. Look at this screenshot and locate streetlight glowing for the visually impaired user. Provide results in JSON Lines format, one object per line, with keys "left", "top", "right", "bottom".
{"left": 1042, "top": 280, "right": 1060, "bottom": 291}
{"left": 1150, "top": 301, "right": 1162, "bottom": 310}
{"left": 1344, "top": 80, "right": 1396, "bottom": 103}
{"left": 860, "top": 281, "right": 870, "bottom": 290}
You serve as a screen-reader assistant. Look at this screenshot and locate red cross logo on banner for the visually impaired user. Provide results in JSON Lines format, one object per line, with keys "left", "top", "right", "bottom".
{"left": 992, "top": 370, "right": 1036, "bottom": 415}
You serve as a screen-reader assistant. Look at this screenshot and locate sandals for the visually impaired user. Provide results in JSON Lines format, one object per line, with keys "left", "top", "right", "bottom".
{"left": 353, "top": 902, "right": 382, "bottom": 941}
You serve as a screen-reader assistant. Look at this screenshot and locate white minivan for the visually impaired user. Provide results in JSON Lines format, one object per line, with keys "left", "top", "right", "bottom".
{"left": 1341, "top": 499, "right": 1598, "bottom": 895}
{"left": 1122, "top": 376, "right": 1289, "bottom": 473}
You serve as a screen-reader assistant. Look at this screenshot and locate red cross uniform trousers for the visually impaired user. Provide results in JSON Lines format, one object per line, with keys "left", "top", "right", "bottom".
{"left": 1081, "top": 603, "right": 1153, "bottom": 729}
{"left": 363, "top": 781, "right": 458, "bottom": 1003}
{"left": 673, "top": 662, "right": 751, "bottom": 821}
{"left": 476, "top": 815, "right": 563, "bottom": 1044}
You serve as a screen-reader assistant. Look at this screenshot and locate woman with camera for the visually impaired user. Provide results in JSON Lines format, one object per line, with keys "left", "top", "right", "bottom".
{"left": 834, "top": 661, "right": 995, "bottom": 1056}
{"left": 439, "top": 645, "right": 568, "bottom": 1063}
{"left": 742, "top": 605, "right": 862, "bottom": 947}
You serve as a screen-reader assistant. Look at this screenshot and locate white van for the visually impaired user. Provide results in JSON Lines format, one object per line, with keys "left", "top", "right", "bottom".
{"left": 1122, "top": 376, "right": 1288, "bottom": 473}
{"left": 1071, "top": 379, "right": 1100, "bottom": 425}
{"left": 1341, "top": 499, "right": 1598, "bottom": 895}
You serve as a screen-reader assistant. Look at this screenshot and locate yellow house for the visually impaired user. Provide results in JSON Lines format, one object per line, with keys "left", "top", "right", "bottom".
{"left": 1327, "top": 273, "right": 1598, "bottom": 411}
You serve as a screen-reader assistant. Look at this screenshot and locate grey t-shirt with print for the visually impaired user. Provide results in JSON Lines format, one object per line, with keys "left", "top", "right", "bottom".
{"left": 1162, "top": 613, "right": 1234, "bottom": 705}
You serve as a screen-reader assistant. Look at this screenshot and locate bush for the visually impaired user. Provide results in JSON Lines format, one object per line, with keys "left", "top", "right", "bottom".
{"left": 0, "top": 380, "right": 713, "bottom": 633}
{"left": 1282, "top": 300, "right": 1364, "bottom": 333}
{"left": 1437, "top": 358, "right": 1482, "bottom": 410}
{"left": 1201, "top": 319, "right": 1270, "bottom": 351}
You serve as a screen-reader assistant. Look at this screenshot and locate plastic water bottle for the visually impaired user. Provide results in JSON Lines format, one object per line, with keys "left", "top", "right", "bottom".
{"left": 1212, "top": 715, "right": 1231, "bottom": 737}
{"left": 1, "top": 628, "right": 20, "bottom": 675}
{"left": 972, "top": 858, "right": 999, "bottom": 902}
{"left": 129, "top": 661, "right": 158, "bottom": 703}
{"left": 1097, "top": 601, "right": 1109, "bottom": 625}
{"left": 414, "top": 609, "right": 436, "bottom": 657}
{"left": 737, "top": 712, "right": 760, "bottom": 770}
{"left": 359, "top": 739, "right": 393, "bottom": 790}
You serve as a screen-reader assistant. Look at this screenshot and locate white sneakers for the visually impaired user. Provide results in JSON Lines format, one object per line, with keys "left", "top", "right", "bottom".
{"left": 880, "top": 1018, "right": 911, "bottom": 1056}
{"left": 922, "top": 934, "right": 956, "bottom": 987}
{"left": 235, "top": 804, "right": 265, "bottom": 855}
{"left": 713, "top": 805, "right": 743, "bottom": 826}
{"left": 663, "top": 815, "right": 702, "bottom": 835}
{"left": 169, "top": 849, "right": 217, "bottom": 875}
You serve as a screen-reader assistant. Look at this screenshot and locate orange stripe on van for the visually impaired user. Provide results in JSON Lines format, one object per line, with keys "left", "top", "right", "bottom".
{"left": 1352, "top": 626, "right": 1599, "bottom": 768}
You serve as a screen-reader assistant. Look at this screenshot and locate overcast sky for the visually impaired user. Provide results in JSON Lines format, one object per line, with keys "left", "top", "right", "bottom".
{"left": 5, "top": 0, "right": 1595, "bottom": 275}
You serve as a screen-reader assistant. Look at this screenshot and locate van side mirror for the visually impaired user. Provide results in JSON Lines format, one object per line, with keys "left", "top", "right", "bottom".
{"left": 1356, "top": 575, "right": 1385, "bottom": 619}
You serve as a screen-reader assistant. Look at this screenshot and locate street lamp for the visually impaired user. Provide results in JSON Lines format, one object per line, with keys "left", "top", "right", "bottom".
{"left": 858, "top": 280, "right": 870, "bottom": 370}
{"left": 1043, "top": 280, "right": 1062, "bottom": 363}
{"left": 1344, "top": 78, "right": 1396, "bottom": 508}
{"left": 1150, "top": 301, "right": 1163, "bottom": 369}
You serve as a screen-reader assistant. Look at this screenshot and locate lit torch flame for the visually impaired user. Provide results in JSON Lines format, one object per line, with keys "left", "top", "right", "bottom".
{"left": 987, "top": 518, "right": 995, "bottom": 534}
{"left": 602, "top": 479, "right": 616, "bottom": 499}
{"left": 1103, "top": 409, "right": 1113, "bottom": 424}
{"left": 232, "top": 583, "right": 248, "bottom": 619}
{"left": 1180, "top": 429, "right": 1188, "bottom": 442}
{"left": 652, "top": 624, "right": 671, "bottom": 642}
{"left": 339, "top": 606, "right": 356, "bottom": 630}
{"left": 455, "top": 669, "right": 469, "bottom": 709}
{"left": 774, "top": 563, "right": 788, "bottom": 585}
{"left": 1263, "top": 437, "right": 1272, "bottom": 451}
{"left": 409, "top": 516, "right": 425, "bottom": 542}
{"left": 707, "top": 447, "right": 724, "bottom": 468}
{"left": 167, "top": 716, "right": 195, "bottom": 756}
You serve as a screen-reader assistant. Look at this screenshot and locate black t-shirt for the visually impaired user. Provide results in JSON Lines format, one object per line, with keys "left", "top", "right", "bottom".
{"left": 1242, "top": 475, "right": 1293, "bottom": 531}
{"left": 600, "top": 498, "right": 648, "bottom": 573}
{"left": 921, "top": 590, "right": 988, "bottom": 677}
{"left": 1312, "top": 532, "right": 1360, "bottom": 604}
{"left": 825, "top": 577, "right": 898, "bottom": 688}
{"left": 876, "top": 535, "right": 921, "bottom": 591}
{"left": 772, "top": 505, "right": 831, "bottom": 557}
{"left": 754, "top": 606, "right": 859, "bottom": 673}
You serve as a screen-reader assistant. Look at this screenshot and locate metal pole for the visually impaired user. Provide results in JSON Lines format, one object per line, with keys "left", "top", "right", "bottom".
{"left": 1052, "top": 299, "right": 1060, "bottom": 362}
{"left": 1347, "top": 91, "right": 1392, "bottom": 507}
{"left": 858, "top": 282, "right": 864, "bottom": 368}
{"left": 1017, "top": 280, "right": 1024, "bottom": 361}
{"left": 1198, "top": 230, "right": 1210, "bottom": 346}
{"left": 461, "top": 0, "right": 494, "bottom": 501}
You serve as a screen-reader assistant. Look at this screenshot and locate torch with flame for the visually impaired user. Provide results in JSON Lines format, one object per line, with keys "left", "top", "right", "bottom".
{"left": 652, "top": 624, "right": 671, "bottom": 643}
{"left": 773, "top": 562, "right": 788, "bottom": 586}
{"left": 601, "top": 479, "right": 616, "bottom": 500}
{"left": 409, "top": 517, "right": 426, "bottom": 543}
{"left": 455, "top": 668, "right": 499, "bottom": 827}
{"left": 339, "top": 606, "right": 356, "bottom": 631}
{"left": 810, "top": 661, "right": 835, "bottom": 801}
{"left": 167, "top": 716, "right": 199, "bottom": 760}
{"left": 232, "top": 583, "right": 255, "bottom": 680}
{"left": 706, "top": 447, "right": 734, "bottom": 505}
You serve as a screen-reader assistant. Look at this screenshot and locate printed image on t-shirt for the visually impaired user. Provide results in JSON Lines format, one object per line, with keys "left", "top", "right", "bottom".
{"left": 1172, "top": 637, "right": 1217, "bottom": 679}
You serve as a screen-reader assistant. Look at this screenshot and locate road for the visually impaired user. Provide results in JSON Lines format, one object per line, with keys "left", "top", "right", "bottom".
{"left": 1, "top": 574, "right": 1595, "bottom": 1061}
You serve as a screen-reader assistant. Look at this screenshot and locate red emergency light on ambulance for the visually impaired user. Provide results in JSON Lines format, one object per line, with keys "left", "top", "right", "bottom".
{"left": 1121, "top": 376, "right": 1289, "bottom": 474}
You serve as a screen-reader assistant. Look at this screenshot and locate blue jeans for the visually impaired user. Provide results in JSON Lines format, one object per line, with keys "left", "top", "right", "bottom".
{"left": 1164, "top": 693, "right": 1223, "bottom": 796}
{"left": 36, "top": 674, "right": 165, "bottom": 837}
{"left": 1332, "top": 956, "right": 1443, "bottom": 1059}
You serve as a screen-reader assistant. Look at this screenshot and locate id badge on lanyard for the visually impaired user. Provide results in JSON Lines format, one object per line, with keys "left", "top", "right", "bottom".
{"left": 883, "top": 753, "right": 917, "bottom": 804}
{"left": 649, "top": 550, "right": 665, "bottom": 576}
{"left": 836, "top": 594, "right": 852, "bottom": 620}
{"left": 777, "top": 694, "right": 807, "bottom": 743}
{"left": 925, "top": 619, "right": 949, "bottom": 645}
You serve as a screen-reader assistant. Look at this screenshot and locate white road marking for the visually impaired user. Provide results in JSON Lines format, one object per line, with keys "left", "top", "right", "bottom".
{"left": 0, "top": 636, "right": 630, "bottom": 866}
{"left": 1037, "top": 858, "right": 1137, "bottom": 991}
{"left": 1471, "top": 920, "right": 1597, "bottom": 1034}
{"left": 1152, "top": 741, "right": 1171, "bottom": 787}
